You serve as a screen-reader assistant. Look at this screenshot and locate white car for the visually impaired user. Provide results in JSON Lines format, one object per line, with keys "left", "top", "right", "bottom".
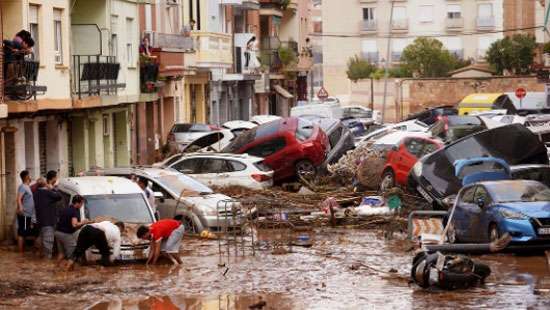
{"left": 181, "top": 129, "right": 235, "bottom": 153}
{"left": 90, "top": 168, "right": 244, "bottom": 233}
{"left": 56, "top": 176, "right": 156, "bottom": 262}
{"left": 168, "top": 123, "right": 219, "bottom": 147}
{"left": 342, "top": 105, "right": 381, "bottom": 124}
{"left": 222, "top": 120, "right": 257, "bottom": 136}
{"left": 159, "top": 153, "right": 274, "bottom": 190}
{"left": 357, "top": 120, "right": 429, "bottom": 146}
{"left": 250, "top": 115, "right": 281, "bottom": 125}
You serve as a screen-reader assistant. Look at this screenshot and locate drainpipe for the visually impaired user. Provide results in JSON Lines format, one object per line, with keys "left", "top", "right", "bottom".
{"left": 381, "top": 0, "right": 395, "bottom": 123}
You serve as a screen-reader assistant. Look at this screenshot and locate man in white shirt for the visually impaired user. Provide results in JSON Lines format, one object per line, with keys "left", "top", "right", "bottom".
{"left": 65, "top": 221, "right": 124, "bottom": 270}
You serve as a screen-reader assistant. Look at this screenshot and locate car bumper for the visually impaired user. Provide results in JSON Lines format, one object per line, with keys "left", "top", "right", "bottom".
{"left": 202, "top": 215, "right": 245, "bottom": 230}
{"left": 86, "top": 244, "right": 150, "bottom": 262}
{"left": 500, "top": 219, "right": 550, "bottom": 243}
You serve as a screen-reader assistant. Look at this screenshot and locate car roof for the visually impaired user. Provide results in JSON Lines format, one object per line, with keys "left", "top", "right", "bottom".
{"left": 373, "top": 131, "right": 433, "bottom": 146}
{"left": 58, "top": 176, "right": 144, "bottom": 195}
{"left": 90, "top": 167, "right": 182, "bottom": 179}
{"left": 510, "top": 164, "right": 550, "bottom": 171}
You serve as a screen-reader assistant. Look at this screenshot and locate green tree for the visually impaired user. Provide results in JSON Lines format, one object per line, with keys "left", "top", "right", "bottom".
{"left": 400, "top": 37, "right": 463, "bottom": 78}
{"left": 486, "top": 34, "right": 537, "bottom": 75}
{"left": 346, "top": 55, "right": 376, "bottom": 82}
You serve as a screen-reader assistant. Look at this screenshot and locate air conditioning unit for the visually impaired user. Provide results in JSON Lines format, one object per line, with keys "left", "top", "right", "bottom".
{"left": 166, "top": 0, "right": 178, "bottom": 6}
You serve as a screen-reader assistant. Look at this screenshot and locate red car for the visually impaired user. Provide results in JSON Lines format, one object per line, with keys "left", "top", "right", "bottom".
{"left": 379, "top": 132, "right": 443, "bottom": 191}
{"left": 223, "top": 117, "right": 329, "bottom": 181}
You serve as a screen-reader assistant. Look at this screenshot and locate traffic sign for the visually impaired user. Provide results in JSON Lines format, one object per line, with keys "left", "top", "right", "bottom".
{"left": 317, "top": 86, "right": 329, "bottom": 101}
{"left": 515, "top": 87, "right": 527, "bottom": 99}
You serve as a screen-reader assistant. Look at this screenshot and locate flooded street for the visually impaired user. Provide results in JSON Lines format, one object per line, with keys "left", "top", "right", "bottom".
{"left": 1, "top": 228, "right": 549, "bottom": 309}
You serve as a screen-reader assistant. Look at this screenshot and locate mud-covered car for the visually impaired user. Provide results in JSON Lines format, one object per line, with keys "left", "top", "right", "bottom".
{"left": 90, "top": 168, "right": 243, "bottom": 233}
{"left": 409, "top": 124, "right": 550, "bottom": 207}
{"left": 57, "top": 177, "right": 156, "bottom": 262}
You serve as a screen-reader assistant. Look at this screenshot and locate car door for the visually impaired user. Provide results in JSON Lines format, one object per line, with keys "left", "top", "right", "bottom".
{"left": 453, "top": 186, "right": 477, "bottom": 242}
{"left": 395, "top": 138, "right": 423, "bottom": 185}
{"left": 472, "top": 186, "right": 494, "bottom": 242}
{"left": 197, "top": 158, "right": 234, "bottom": 187}
{"left": 149, "top": 180, "right": 179, "bottom": 220}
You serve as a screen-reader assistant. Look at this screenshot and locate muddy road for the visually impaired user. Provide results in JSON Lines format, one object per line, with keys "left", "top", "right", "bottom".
{"left": 1, "top": 229, "right": 549, "bottom": 309}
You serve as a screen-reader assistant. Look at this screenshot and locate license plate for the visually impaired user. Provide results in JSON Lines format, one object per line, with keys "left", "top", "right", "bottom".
{"left": 538, "top": 227, "right": 550, "bottom": 235}
{"left": 417, "top": 186, "right": 434, "bottom": 203}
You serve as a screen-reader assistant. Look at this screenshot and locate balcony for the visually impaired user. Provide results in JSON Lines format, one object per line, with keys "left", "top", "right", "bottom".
{"left": 446, "top": 17, "right": 464, "bottom": 30}
{"left": 360, "top": 20, "right": 377, "bottom": 33}
{"left": 221, "top": 0, "right": 260, "bottom": 9}
{"left": 391, "top": 19, "right": 408, "bottom": 32}
{"left": 476, "top": 16, "right": 496, "bottom": 29}
{"left": 362, "top": 52, "right": 379, "bottom": 64}
{"left": 140, "top": 60, "right": 160, "bottom": 93}
{"left": 3, "top": 59, "right": 47, "bottom": 101}
{"left": 191, "top": 32, "right": 233, "bottom": 69}
{"left": 71, "top": 55, "right": 126, "bottom": 99}
{"left": 259, "top": 37, "right": 299, "bottom": 73}
{"left": 144, "top": 31, "right": 194, "bottom": 51}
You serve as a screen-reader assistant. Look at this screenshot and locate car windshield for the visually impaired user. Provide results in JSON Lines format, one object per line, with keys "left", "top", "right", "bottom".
{"left": 162, "top": 154, "right": 183, "bottom": 167}
{"left": 296, "top": 118, "right": 315, "bottom": 141}
{"left": 171, "top": 124, "right": 211, "bottom": 133}
{"left": 155, "top": 174, "right": 213, "bottom": 197}
{"left": 84, "top": 194, "right": 153, "bottom": 223}
{"left": 491, "top": 182, "right": 550, "bottom": 203}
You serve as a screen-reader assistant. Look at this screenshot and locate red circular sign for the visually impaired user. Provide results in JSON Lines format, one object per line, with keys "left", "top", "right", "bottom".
{"left": 515, "top": 87, "right": 527, "bottom": 99}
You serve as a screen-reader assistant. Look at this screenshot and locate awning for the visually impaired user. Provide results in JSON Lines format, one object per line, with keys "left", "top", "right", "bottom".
{"left": 273, "top": 85, "right": 293, "bottom": 99}
{"left": 260, "top": 8, "right": 283, "bottom": 17}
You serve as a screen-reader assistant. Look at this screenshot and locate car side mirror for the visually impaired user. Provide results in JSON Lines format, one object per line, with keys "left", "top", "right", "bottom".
{"left": 477, "top": 197, "right": 485, "bottom": 208}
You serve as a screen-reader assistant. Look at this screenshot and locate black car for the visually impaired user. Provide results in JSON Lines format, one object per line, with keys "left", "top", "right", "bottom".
{"left": 405, "top": 106, "right": 458, "bottom": 126}
{"left": 429, "top": 115, "right": 489, "bottom": 143}
{"left": 409, "top": 124, "right": 549, "bottom": 207}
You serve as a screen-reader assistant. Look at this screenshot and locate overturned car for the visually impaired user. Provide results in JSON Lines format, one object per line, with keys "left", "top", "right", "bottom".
{"left": 409, "top": 124, "right": 550, "bottom": 207}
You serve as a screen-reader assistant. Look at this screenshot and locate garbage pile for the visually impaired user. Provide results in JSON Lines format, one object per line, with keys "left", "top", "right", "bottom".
{"left": 327, "top": 143, "right": 388, "bottom": 189}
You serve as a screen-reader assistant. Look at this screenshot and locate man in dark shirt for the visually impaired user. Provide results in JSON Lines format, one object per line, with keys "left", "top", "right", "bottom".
{"left": 55, "top": 195, "right": 89, "bottom": 262}
{"left": 34, "top": 170, "right": 62, "bottom": 259}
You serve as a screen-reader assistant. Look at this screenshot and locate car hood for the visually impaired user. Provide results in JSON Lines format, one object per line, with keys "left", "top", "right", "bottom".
{"left": 498, "top": 202, "right": 550, "bottom": 219}
{"left": 180, "top": 193, "right": 236, "bottom": 211}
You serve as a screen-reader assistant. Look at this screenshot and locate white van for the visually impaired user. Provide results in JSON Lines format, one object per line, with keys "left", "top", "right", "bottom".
{"left": 57, "top": 176, "right": 156, "bottom": 262}
{"left": 290, "top": 101, "right": 343, "bottom": 119}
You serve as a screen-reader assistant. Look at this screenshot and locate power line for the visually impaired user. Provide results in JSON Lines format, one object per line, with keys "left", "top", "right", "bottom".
{"left": 309, "top": 25, "right": 546, "bottom": 39}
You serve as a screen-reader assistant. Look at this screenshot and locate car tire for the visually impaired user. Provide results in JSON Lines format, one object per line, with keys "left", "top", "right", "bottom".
{"left": 489, "top": 223, "right": 500, "bottom": 242}
{"left": 178, "top": 213, "right": 204, "bottom": 235}
{"left": 380, "top": 170, "right": 395, "bottom": 192}
{"left": 295, "top": 160, "right": 316, "bottom": 179}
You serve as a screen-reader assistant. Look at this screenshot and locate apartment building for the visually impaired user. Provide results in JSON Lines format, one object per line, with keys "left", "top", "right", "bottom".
{"left": 323, "top": 0, "right": 505, "bottom": 100}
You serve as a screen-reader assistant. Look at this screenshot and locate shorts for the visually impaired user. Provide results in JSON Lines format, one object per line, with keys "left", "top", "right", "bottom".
{"left": 55, "top": 231, "right": 77, "bottom": 258}
{"left": 17, "top": 215, "right": 38, "bottom": 237}
{"left": 161, "top": 224, "right": 185, "bottom": 254}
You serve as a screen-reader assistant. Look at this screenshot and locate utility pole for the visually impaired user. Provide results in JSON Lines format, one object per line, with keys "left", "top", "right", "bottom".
{"left": 381, "top": 0, "right": 395, "bottom": 124}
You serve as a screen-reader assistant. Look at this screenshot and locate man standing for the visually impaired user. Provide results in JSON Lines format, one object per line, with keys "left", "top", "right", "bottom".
{"left": 34, "top": 170, "right": 62, "bottom": 259}
{"left": 16, "top": 170, "right": 37, "bottom": 254}
{"left": 137, "top": 219, "right": 185, "bottom": 265}
{"left": 66, "top": 221, "right": 124, "bottom": 270}
{"left": 55, "top": 195, "right": 89, "bottom": 262}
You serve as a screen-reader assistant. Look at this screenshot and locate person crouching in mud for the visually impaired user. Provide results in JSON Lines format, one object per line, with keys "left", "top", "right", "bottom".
{"left": 65, "top": 221, "right": 124, "bottom": 270}
{"left": 137, "top": 219, "right": 184, "bottom": 265}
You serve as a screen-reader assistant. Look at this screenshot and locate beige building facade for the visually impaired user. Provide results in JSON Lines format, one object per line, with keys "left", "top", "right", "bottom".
{"left": 323, "top": 0, "right": 506, "bottom": 102}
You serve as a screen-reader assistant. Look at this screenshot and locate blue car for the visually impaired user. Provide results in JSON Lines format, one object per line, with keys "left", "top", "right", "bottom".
{"left": 447, "top": 180, "right": 550, "bottom": 246}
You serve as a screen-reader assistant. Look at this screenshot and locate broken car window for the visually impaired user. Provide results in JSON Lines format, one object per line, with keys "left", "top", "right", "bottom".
{"left": 172, "top": 158, "right": 204, "bottom": 174}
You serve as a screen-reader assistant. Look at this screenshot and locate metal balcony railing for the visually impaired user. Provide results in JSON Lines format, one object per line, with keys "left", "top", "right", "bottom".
{"left": 360, "top": 20, "right": 377, "bottom": 32}
{"left": 71, "top": 55, "right": 126, "bottom": 99}
{"left": 392, "top": 19, "right": 408, "bottom": 31}
{"left": 140, "top": 60, "right": 160, "bottom": 93}
{"left": 3, "top": 58, "right": 47, "bottom": 101}
{"left": 446, "top": 17, "right": 464, "bottom": 29}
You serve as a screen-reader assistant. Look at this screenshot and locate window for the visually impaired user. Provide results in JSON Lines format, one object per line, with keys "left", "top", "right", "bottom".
{"left": 102, "top": 115, "right": 109, "bottom": 136}
{"left": 418, "top": 5, "right": 433, "bottom": 22}
{"left": 200, "top": 159, "right": 232, "bottom": 173}
{"left": 447, "top": 4, "right": 462, "bottom": 19}
{"left": 29, "top": 5, "right": 40, "bottom": 61}
{"left": 126, "top": 17, "right": 134, "bottom": 67}
{"left": 245, "top": 138, "right": 286, "bottom": 158}
{"left": 362, "top": 8, "right": 375, "bottom": 21}
{"left": 478, "top": 3, "right": 493, "bottom": 17}
{"left": 173, "top": 158, "right": 204, "bottom": 174}
{"left": 393, "top": 6, "right": 406, "bottom": 20}
{"left": 53, "top": 9, "right": 63, "bottom": 64}
{"left": 459, "top": 187, "right": 476, "bottom": 204}
{"left": 110, "top": 34, "right": 118, "bottom": 59}
{"left": 228, "top": 160, "right": 247, "bottom": 172}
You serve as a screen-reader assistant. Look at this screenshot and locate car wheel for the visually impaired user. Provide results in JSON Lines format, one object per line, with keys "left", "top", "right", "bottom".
{"left": 446, "top": 222, "right": 458, "bottom": 244}
{"left": 295, "top": 160, "right": 316, "bottom": 179}
{"left": 380, "top": 170, "right": 395, "bottom": 192}
{"left": 180, "top": 214, "right": 204, "bottom": 235}
{"left": 489, "top": 223, "right": 500, "bottom": 242}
